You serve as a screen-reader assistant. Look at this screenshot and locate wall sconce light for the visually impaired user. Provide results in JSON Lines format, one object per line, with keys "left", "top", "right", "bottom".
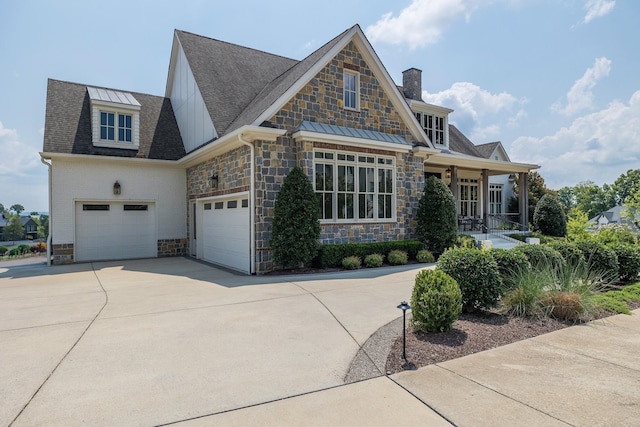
{"left": 113, "top": 181, "right": 121, "bottom": 195}
{"left": 445, "top": 168, "right": 452, "bottom": 179}
{"left": 210, "top": 173, "right": 219, "bottom": 190}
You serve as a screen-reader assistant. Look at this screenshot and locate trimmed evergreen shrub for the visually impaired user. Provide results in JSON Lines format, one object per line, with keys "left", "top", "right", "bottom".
{"left": 387, "top": 249, "right": 408, "bottom": 265}
{"left": 0, "top": 245, "right": 7, "bottom": 256}
{"left": 342, "top": 256, "right": 362, "bottom": 270}
{"left": 574, "top": 240, "right": 619, "bottom": 281}
{"left": 270, "top": 167, "right": 321, "bottom": 268}
{"left": 437, "top": 247, "right": 503, "bottom": 311}
{"left": 610, "top": 243, "right": 640, "bottom": 282}
{"left": 410, "top": 269, "right": 462, "bottom": 332}
{"left": 416, "top": 176, "right": 457, "bottom": 254}
{"left": 533, "top": 194, "right": 567, "bottom": 237}
{"left": 547, "top": 241, "right": 586, "bottom": 267}
{"left": 416, "top": 249, "right": 435, "bottom": 263}
{"left": 8, "top": 248, "right": 20, "bottom": 256}
{"left": 18, "top": 244, "right": 31, "bottom": 254}
{"left": 489, "top": 248, "right": 530, "bottom": 291}
{"left": 313, "top": 240, "right": 423, "bottom": 269}
{"left": 512, "top": 244, "right": 565, "bottom": 269}
{"left": 364, "top": 253, "right": 384, "bottom": 268}
{"left": 455, "top": 234, "right": 477, "bottom": 249}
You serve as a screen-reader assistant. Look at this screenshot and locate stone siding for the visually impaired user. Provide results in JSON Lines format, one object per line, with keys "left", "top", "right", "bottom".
{"left": 157, "top": 238, "right": 187, "bottom": 257}
{"left": 52, "top": 243, "right": 74, "bottom": 264}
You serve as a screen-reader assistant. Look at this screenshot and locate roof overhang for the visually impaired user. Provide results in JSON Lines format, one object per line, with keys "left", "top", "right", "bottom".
{"left": 39, "top": 152, "right": 182, "bottom": 167}
{"left": 417, "top": 149, "right": 539, "bottom": 174}
{"left": 293, "top": 129, "right": 412, "bottom": 153}
{"left": 178, "top": 125, "right": 286, "bottom": 168}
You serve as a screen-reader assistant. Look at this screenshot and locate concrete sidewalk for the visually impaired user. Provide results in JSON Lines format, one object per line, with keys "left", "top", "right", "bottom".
{"left": 2, "top": 257, "right": 639, "bottom": 426}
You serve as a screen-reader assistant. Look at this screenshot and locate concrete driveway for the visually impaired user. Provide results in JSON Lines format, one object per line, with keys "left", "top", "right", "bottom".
{"left": 0, "top": 257, "right": 430, "bottom": 426}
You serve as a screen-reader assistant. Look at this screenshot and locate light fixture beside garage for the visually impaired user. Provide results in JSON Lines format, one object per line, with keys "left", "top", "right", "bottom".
{"left": 210, "top": 173, "right": 219, "bottom": 190}
{"left": 113, "top": 181, "right": 121, "bottom": 195}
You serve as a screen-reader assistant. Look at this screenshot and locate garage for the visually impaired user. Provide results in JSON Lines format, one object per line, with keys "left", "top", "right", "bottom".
{"left": 200, "top": 195, "right": 250, "bottom": 273}
{"left": 75, "top": 202, "right": 157, "bottom": 262}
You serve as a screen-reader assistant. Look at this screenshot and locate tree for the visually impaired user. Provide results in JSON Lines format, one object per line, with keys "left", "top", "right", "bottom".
{"left": 612, "top": 169, "right": 640, "bottom": 205}
{"left": 512, "top": 172, "right": 555, "bottom": 222}
{"left": 416, "top": 176, "right": 457, "bottom": 254}
{"left": 556, "top": 186, "right": 575, "bottom": 215}
{"left": 0, "top": 203, "right": 4, "bottom": 214}
{"left": 270, "top": 167, "right": 321, "bottom": 268}
{"left": 10, "top": 204, "right": 24, "bottom": 215}
{"left": 533, "top": 194, "right": 566, "bottom": 237}
{"left": 566, "top": 208, "right": 591, "bottom": 241}
{"left": 572, "top": 181, "right": 613, "bottom": 218}
{"left": 37, "top": 215, "right": 49, "bottom": 239}
{"left": 3, "top": 213, "right": 24, "bottom": 244}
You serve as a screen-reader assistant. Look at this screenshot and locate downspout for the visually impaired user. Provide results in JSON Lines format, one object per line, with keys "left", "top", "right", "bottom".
{"left": 40, "top": 155, "right": 52, "bottom": 266}
{"left": 238, "top": 133, "right": 256, "bottom": 274}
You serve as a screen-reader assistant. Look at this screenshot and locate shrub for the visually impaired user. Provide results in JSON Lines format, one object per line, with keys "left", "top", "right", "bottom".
{"left": 533, "top": 194, "right": 567, "bottom": 237}
{"left": 387, "top": 250, "right": 408, "bottom": 265}
{"left": 591, "top": 294, "right": 631, "bottom": 315}
{"left": 489, "top": 249, "right": 530, "bottom": 291}
{"left": 0, "top": 245, "right": 7, "bottom": 256}
{"left": 18, "top": 244, "right": 31, "bottom": 254}
{"left": 416, "top": 249, "right": 435, "bottom": 263}
{"left": 540, "top": 292, "right": 584, "bottom": 320}
{"left": 410, "top": 269, "right": 462, "bottom": 332}
{"left": 455, "top": 234, "right": 477, "bottom": 249}
{"left": 574, "top": 240, "right": 619, "bottom": 281}
{"left": 593, "top": 224, "right": 637, "bottom": 245}
{"left": 364, "top": 253, "right": 383, "bottom": 268}
{"left": 8, "top": 248, "right": 20, "bottom": 257}
{"left": 270, "top": 167, "right": 321, "bottom": 268}
{"left": 342, "top": 256, "right": 361, "bottom": 270}
{"left": 546, "top": 241, "right": 585, "bottom": 267}
{"left": 416, "top": 176, "right": 457, "bottom": 254}
{"left": 512, "top": 244, "right": 565, "bottom": 270}
{"left": 437, "top": 247, "right": 502, "bottom": 311}
{"left": 34, "top": 242, "right": 47, "bottom": 253}
{"left": 313, "top": 241, "right": 423, "bottom": 269}
{"left": 507, "top": 232, "right": 555, "bottom": 244}
{"left": 610, "top": 243, "right": 640, "bottom": 282}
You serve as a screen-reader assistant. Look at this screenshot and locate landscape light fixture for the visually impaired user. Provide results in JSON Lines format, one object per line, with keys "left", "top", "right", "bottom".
{"left": 113, "top": 181, "right": 121, "bottom": 195}
{"left": 397, "top": 301, "right": 411, "bottom": 361}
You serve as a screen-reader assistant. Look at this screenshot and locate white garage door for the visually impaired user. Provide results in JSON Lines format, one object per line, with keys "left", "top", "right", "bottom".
{"left": 201, "top": 196, "right": 250, "bottom": 273}
{"left": 75, "top": 202, "right": 156, "bottom": 262}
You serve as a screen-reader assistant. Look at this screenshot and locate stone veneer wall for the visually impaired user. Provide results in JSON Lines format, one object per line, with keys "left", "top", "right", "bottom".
{"left": 52, "top": 243, "right": 74, "bottom": 264}
{"left": 157, "top": 238, "right": 187, "bottom": 257}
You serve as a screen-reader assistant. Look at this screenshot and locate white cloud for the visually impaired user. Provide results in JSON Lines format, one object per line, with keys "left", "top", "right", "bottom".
{"left": 552, "top": 57, "right": 611, "bottom": 116}
{"left": 0, "top": 121, "right": 40, "bottom": 176}
{"left": 511, "top": 90, "right": 640, "bottom": 189}
{"left": 422, "top": 82, "right": 525, "bottom": 141}
{"left": 365, "top": 0, "right": 487, "bottom": 49}
{"left": 583, "top": 0, "right": 615, "bottom": 24}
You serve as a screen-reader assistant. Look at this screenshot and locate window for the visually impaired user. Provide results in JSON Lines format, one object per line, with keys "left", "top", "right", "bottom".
{"left": 490, "top": 184, "right": 503, "bottom": 214}
{"left": 100, "top": 112, "right": 115, "bottom": 140}
{"left": 458, "top": 179, "right": 479, "bottom": 217}
{"left": 415, "top": 112, "right": 445, "bottom": 145}
{"left": 83, "top": 204, "right": 110, "bottom": 211}
{"left": 314, "top": 150, "right": 394, "bottom": 221}
{"left": 123, "top": 204, "right": 148, "bottom": 211}
{"left": 99, "top": 111, "right": 132, "bottom": 143}
{"left": 204, "top": 203, "right": 212, "bottom": 210}
{"left": 88, "top": 86, "right": 140, "bottom": 150}
{"left": 118, "top": 114, "right": 132, "bottom": 142}
{"left": 343, "top": 71, "right": 359, "bottom": 110}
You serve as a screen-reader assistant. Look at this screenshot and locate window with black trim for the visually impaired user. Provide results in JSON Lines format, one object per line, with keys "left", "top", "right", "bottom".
{"left": 214, "top": 202, "right": 223, "bottom": 209}
{"left": 204, "top": 203, "right": 212, "bottom": 210}
{"left": 83, "top": 204, "right": 110, "bottom": 211}
{"left": 227, "top": 200, "right": 237, "bottom": 209}
{"left": 124, "top": 204, "right": 148, "bottom": 211}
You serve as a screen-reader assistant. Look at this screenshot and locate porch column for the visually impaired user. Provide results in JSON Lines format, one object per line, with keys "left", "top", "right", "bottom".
{"left": 519, "top": 172, "right": 529, "bottom": 228}
{"left": 481, "top": 169, "right": 489, "bottom": 226}
{"left": 450, "top": 166, "right": 459, "bottom": 216}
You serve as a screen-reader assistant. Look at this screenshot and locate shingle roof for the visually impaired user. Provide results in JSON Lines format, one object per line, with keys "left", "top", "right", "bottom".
{"left": 43, "top": 79, "right": 185, "bottom": 160}
{"left": 297, "top": 121, "right": 411, "bottom": 145}
{"left": 448, "top": 124, "right": 483, "bottom": 157}
{"left": 175, "top": 30, "right": 298, "bottom": 136}
{"left": 474, "top": 141, "right": 500, "bottom": 159}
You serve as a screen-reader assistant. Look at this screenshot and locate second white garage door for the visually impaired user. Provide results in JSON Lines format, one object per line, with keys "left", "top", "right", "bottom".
{"left": 201, "top": 196, "right": 250, "bottom": 273}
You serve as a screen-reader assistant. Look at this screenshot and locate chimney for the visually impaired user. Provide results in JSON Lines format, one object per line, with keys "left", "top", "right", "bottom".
{"left": 402, "top": 68, "right": 423, "bottom": 101}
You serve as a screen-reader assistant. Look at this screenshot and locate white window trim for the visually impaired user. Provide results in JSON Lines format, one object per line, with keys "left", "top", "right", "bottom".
{"left": 90, "top": 102, "right": 140, "bottom": 150}
{"left": 343, "top": 70, "right": 360, "bottom": 111}
{"left": 314, "top": 149, "right": 396, "bottom": 223}
{"left": 409, "top": 101, "right": 451, "bottom": 148}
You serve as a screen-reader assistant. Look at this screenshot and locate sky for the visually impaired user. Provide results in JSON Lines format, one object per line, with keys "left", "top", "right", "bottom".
{"left": 1, "top": 0, "right": 638, "bottom": 212}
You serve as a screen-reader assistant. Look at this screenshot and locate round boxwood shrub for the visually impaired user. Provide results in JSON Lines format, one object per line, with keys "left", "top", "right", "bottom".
{"left": 437, "top": 247, "right": 503, "bottom": 311}
{"left": 387, "top": 249, "right": 408, "bottom": 265}
{"left": 416, "top": 176, "right": 457, "bottom": 254}
{"left": 364, "top": 253, "right": 384, "bottom": 268}
{"left": 8, "top": 248, "right": 21, "bottom": 257}
{"left": 342, "top": 256, "right": 362, "bottom": 270}
{"left": 574, "top": 240, "right": 619, "bottom": 281}
{"left": 18, "top": 244, "right": 31, "bottom": 254}
{"left": 533, "top": 194, "right": 567, "bottom": 237}
{"left": 610, "top": 243, "right": 640, "bottom": 282}
{"left": 546, "top": 241, "right": 586, "bottom": 267}
{"left": 0, "top": 245, "right": 8, "bottom": 256}
{"left": 410, "top": 269, "right": 462, "bottom": 332}
{"left": 416, "top": 249, "right": 435, "bottom": 263}
{"left": 489, "top": 248, "right": 530, "bottom": 291}
{"left": 512, "top": 244, "right": 565, "bottom": 270}
{"left": 455, "top": 234, "right": 477, "bottom": 249}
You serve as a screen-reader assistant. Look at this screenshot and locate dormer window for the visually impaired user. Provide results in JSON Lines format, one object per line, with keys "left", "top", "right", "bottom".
{"left": 409, "top": 101, "right": 452, "bottom": 148}
{"left": 415, "top": 112, "right": 445, "bottom": 145}
{"left": 88, "top": 86, "right": 140, "bottom": 150}
{"left": 343, "top": 70, "right": 359, "bottom": 110}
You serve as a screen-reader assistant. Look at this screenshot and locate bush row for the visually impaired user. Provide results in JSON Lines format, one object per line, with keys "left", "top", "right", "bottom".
{"left": 313, "top": 240, "right": 424, "bottom": 269}
{"left": 0, "top": 242, "right": 46, "bottom": 257}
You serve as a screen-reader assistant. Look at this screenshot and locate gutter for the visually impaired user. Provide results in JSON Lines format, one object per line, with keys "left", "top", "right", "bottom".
{"left": 39, "top": 154, "right": 52, "bottom": 266}
{"left": 238, "top": 133, "right": 256, "bottom": 275}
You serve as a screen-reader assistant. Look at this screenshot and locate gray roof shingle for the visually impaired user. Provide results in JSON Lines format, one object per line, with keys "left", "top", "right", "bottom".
{"left": 43, "top": 79, "right": 185, "bottom": 160}
{"left": 474, "top": 141, "right": 500, "bottom": 159}
{"left": 448, "top": 124, "right": 483, "bottom": 157}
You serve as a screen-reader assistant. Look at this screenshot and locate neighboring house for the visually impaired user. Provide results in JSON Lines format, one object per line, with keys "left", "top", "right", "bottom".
{"left": 0, "top": 214, "right": 38, "bottom": 241}
{"left": 41, "top": 25, "right": 539, "bottom": 273}
{"left": 589, "top": 206, "right": 640, "bottom": 231}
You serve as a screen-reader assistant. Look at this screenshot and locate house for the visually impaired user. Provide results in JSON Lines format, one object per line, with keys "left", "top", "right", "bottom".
{"left": 41, "top": 25, "right": 538, "bottom": 273}
{"left": 589, "top": 206, "right": 640, "bottom": 231}
{"left": 0, "top": 214, "right": 38, "bottom": 241}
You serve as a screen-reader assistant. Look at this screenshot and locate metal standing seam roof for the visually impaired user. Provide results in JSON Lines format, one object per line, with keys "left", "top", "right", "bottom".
{"left": 87, "top": 86, "right": 141, "bottom": 106}
{"left": 297, "top": 121, "right": 411, "bottom": 145}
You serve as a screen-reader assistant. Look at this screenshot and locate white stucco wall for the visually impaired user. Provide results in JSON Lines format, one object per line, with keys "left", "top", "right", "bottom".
{"left": 51, "top": 157, "right": 186, "bottom": 245}
{"left": 169, "top": 42, "right": 216, "bottom": 153}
